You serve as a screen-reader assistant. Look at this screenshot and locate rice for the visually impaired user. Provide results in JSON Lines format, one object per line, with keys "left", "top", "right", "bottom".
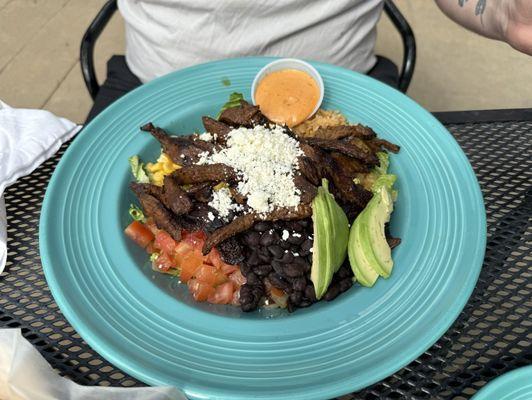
{"left": 293, "top": 109, "right": 347, "bottom": 137}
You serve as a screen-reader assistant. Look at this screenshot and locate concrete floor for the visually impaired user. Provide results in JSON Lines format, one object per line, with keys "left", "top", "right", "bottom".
{"left": 1, "top": 0, "right": 531, "bottom": 123}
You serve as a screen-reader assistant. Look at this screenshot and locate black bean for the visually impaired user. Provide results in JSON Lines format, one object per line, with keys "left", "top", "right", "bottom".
{"left": 289, "top": 291, "right": 303, "bottom": 305}
{"left": 247, "top": 251, "right": 260, "bottom": 266}
{"left": 254, "top": 264, "right": 272, "bottom": 276}
{"left": 287, "top": 234, "right": 304, "bottom": 245}
{"left": 253, "top": 221, "right": 270, "bottom": 232}
{"left": 268, "top": 273, "right": 290, "bottom": 291}
{"left": 280, "top": 241, "right": 291, "bottom": 250}
{"left": 337, "top": 264, "right": 353, "bottom": 279}
{"left": 298, "top": 219, "right": 310, "bottom": 228}
{"left": 292, "top": 277, "right": 307, "bottom": 292}
{"left": 306, "top": 254, "right": 313, "bottom": 265}
{"left": 240, "top": 283, "right": 264, "bottom": 312}
{"left": 268, "top": 245, "right": 284, "bottom": 259}
{"left": 246, "top": 272, "right": 261, "bottom": 285}
{"left": 280, "top": 252, "right": 294, "bottom": 264}
{"left": 323, "top": 283, "right": 341, "bottom": 301}
{"left": 287, "top": 301, "right": 296, "bottom": 313}
{"left": 301, "top": 238, "right": 313, "bottom": 253}
{"left": 299, "top": 248, "right": 310, "bottom": 257}
{"left": 218, "top": 237, "right": 244, "bottom": 265}
{"left": 283, "top": 263, "right": 305, "bottom": 278}
{"left": 240, "top": 263, "right": 252, "bottom": 276}
{"left": 338, "top": 277, "right": 353, "bottom": 293}
{"left": 299, "top": 300, "right": 312, "bottom": 308}
{"left": 259, "top": 231, "right": 275, "bottom": 247}
{"left": 271, "top": 260, "right": 284, "bottom": 275}
{"left": 245, "top": 231, "right": 260, "bottom": 246}
{"left": 293, "top": 256, "right": 310, "bottom": 272}
{"left": 305, "top": 285, "right": 317, "bottom": 302}
{"left": 258, "top": 252, "right": 271, "bottom": 263}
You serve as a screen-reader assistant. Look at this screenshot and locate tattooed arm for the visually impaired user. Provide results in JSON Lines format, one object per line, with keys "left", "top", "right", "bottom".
{"left": 434, "top": 0, "right": 532, "bottom": 55}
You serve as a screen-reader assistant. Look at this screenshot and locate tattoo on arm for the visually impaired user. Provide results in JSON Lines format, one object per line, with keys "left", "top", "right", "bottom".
{"left": 458, "top": 0, "right": 487, "bottom": 16}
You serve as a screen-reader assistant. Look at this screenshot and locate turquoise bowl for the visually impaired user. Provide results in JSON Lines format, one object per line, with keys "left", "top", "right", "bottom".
{"left": 40, "top": 57, "right": 486, "bottom": 399}
{"left": 472, "top": 366, "right": 532, "bottom": 400}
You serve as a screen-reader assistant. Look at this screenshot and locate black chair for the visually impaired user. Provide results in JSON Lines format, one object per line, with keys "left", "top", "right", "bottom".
{"left": 81, "top": 0, "right": 416, "bottom": 100}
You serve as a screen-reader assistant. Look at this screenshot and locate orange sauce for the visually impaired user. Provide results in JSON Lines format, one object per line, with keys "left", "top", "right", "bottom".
{"left": 255, "top": 69, "right": 320, "bottom": 127}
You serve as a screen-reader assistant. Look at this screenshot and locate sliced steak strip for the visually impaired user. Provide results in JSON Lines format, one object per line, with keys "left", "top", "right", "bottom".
{"left": 371, "top": 138, "right": 401, "bottom": 153}
{"left": 130, "top": 182, "right": 163, "bottom": 198}
{"left": 140, "top": 122, "right": 210, "bottom": 165}
{"left": 330, "top": 152, "right": 370, "bottom": 175}
{"left": 387, "top": 237, "right": 402, "bottom": 249}
{"left": 293, "top": 174, "right": 318, "bottom": 204}
{"left": 330, "top": 171, "right": 373, "bottom": 209}
{"left": 130, "top": 183, "right": 182, "bottom": 241}
{"left": 218, "top": 101, "right": 263, "bottom": 127}
{"left": 305, "top": 137, "right": 378, "bottom": 165}
{"left": 202, "top": 214, "right": 256, "bottom": 254}
{"left": 313, "top": 124, "right": 377, "bottom": 140}
{"left": 202, "top": 205, "right": 312, "bottom": 254}
{"left": 297, "top": 156, "right": 321, "bottom": 185}
{"left": 162, "top": 175, "right": 192, "bottom": 215}
{"left": 202, "top": 116, "right": 232, "bottom": 144}
{"left": 183, "top": 182, "right": 212, "bottom": 202}
{"left": 171, "top": 164, "right": 237, "bottom": 184}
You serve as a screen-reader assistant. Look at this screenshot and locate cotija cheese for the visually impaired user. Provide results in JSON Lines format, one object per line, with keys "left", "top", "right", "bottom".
{"left": 198, "top": 125, "right": 303, "bottom": 216}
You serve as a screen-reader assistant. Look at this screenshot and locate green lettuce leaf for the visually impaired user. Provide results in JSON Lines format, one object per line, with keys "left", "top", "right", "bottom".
{"left": 217, "top": 92, "right": 244, "bottom": 119}
{"left": 128, "top": 155, "right": 150, "bottom": 184}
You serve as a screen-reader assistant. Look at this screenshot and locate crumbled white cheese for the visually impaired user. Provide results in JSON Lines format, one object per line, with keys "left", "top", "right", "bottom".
{"left": 209, "top": 187, "right": 235, "bottom": 220}
{"left": 197, "top": 125, "right": 303, "bottom": 214}
{"left": 292, "top": 232, "right": 301, "bottom": 238}
{"left": 207, "top": 212, "right": 215, "bottom": 221}
{"left": 309, "top": 247, "right": 313, "bottom": 253}
{"left": 198, "top": 132, "right": 213, "bottom": 141}
{"left": 293, "top": 252, "right": 299, "bottom": 257}
{"left": 282, "top": 230, "right": 289, "bottom": 240}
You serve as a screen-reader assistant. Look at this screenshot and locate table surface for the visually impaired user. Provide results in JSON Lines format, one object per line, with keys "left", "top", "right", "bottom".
{"left": 1, "top": 110, "right": 530, "bottom": 399}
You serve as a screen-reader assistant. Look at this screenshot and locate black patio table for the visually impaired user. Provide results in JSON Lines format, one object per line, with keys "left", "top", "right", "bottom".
{"left": 1, "top": 108, "right": 530, "bottom": 399}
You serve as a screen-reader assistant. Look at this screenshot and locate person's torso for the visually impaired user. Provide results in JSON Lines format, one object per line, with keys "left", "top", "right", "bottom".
{"left": 118, "top": 0, "right": 384, "bottom": 82}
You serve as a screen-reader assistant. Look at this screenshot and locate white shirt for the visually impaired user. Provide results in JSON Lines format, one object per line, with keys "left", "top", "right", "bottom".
{"left": 118, "top": 0, "right": 384, "bottom": 83}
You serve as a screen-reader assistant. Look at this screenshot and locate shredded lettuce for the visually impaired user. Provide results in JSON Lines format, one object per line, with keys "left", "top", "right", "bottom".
{"left": 129, "top": 155, "right": 150, "bottom": 183}
{"left": 369, "top": 152, "right": 397, "bottom": 195}
{"left": 217, "top": 92, "right": 244, "bottom": 119}
{"left": 129, "top": 204, "right": 145, "bottom": 222}
{"left": 375, "top": 152, "right": 390, "bottom": 175}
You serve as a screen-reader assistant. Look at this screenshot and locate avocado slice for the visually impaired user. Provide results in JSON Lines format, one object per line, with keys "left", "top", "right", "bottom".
{"left": 348, "top": 208, "right": 379, "bottom": 287}
{"left": 348, "top": 178, "right": 396, "bottom": 284}
{"left": 310, "top": 179, "right": 349, "bottom": 299}
{"left": 365, "top": 186, "right": 394, "bottom": 277}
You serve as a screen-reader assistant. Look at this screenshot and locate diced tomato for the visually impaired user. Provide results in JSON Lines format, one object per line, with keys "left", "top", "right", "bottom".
{"left": 179, "top": 251, "right": 204, "bottom": 282}
{"left": 208, "top": 282, "right": 234, "bottom": 304}
{"left": 125, "top": 221, "right": 154, "bottom": 248}
{"left": 228, "top": 269, "right": 246, "bottom": 287}
{"left": 221, "top": 264, "right": 239, "bottom": 275}
{"left": 205, "top": 248, "right": 224, "bottom": 268}
{"left": 195, "top": 264, "right": 218, "bottom": 285}
{"left": 145, "top": 242, "right": 157, "bottom": 255}
{"left": 183, "top": 231, "right": 206, "bottom": 248}
{"left": 154, "top": 231, "right": 177, "bottom": 254}
{"left": 152, "top": 252, "right": 174, "bottom": 272}
{"left": 187, "top": 279, "right": 215, "bottom": 302}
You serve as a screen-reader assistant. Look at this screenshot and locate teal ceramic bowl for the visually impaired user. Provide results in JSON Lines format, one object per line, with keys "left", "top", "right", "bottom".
{"left": 472, "top": 366, "right": 532, "bottom": 400}
{"left": 40, "top": 57, "right": 486, "bottom": 399}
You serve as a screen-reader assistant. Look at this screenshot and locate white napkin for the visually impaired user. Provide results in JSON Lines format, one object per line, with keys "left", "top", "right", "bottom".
{"left": 0, "top": 101, "right": 82, "bottom": 275}
{"left": 0, "top": 329, "right": 185, "bottom": 400}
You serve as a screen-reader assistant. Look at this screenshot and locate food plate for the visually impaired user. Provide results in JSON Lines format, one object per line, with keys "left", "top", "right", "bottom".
{"left": 40, "top": 57, "right": 486, "bottom": 399}
{"left": 472, "top": 366, "right": 532, "bottom": 400}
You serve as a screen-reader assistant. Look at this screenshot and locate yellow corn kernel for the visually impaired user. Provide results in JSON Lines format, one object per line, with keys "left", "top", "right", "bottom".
{"left": 213, "top": 182, "right": 228, "bottom": 191}
{"left": 146, "top": 162, "right": 161, "bottom": 173}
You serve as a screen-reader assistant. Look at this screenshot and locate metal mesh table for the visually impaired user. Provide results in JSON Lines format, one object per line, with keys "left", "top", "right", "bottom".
{"left": 1, "top": 115, "right": 530, "bottom": 399}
